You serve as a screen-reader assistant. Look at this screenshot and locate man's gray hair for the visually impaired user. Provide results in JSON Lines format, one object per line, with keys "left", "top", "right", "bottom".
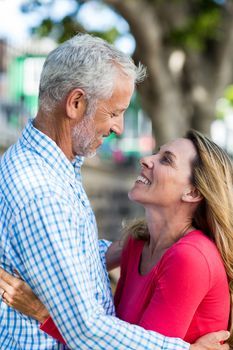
{"left": 39, "top": 33, "right": 146, "bottom": 113}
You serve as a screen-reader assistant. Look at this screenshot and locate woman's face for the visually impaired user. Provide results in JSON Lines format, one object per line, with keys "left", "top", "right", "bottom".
{"left": 128, "top": 138, "right": 197, "bottom": 208}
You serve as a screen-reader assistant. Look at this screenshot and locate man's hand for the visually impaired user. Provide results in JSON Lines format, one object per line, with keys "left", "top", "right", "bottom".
{"left": 0, "top": 267, "right": 49, "bottom": 323}
{"left": 191, "top": 331, "right": 230, "bottom": 350}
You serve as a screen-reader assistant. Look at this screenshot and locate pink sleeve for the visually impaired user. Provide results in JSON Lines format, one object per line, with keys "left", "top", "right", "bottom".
{"left": 138, "top": 243, "right": 210, "bottom": 338}
{"left": 40, "top": 317, "right": 66, "bottom": 345}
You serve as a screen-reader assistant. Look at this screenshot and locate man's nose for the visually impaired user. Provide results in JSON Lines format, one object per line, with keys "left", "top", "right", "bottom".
{"left": 111, "top": 116, "right": 124, "bottom": 136}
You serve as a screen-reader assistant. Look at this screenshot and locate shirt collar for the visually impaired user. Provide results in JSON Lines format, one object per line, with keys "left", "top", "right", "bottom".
{"left": 20, "top": 119, "right": 84, "bottom": 184}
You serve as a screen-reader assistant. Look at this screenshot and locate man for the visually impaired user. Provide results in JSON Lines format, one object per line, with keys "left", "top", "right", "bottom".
{"left": 0, "top": 34, "right": 229, "bottom": 349}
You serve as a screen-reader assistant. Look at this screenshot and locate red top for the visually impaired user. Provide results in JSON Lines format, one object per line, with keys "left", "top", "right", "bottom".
{"left": 115, "top": 230, "right": 230, "bottom": 343}
{"left": 40, "top": 230, "right": 230, "bottom": 344}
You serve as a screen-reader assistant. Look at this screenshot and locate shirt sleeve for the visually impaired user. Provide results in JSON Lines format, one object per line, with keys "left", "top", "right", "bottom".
{"left": 138, "top": 242, "right": 210, "bottom": 338}
{"left": 12, "top": 196, "right": 190, "bottom": 350}
{"left": 98, "top": 239, "right": 112, "bottom": 271}
{"left": 114, "top": 236, "right": 131, "bottom": 309}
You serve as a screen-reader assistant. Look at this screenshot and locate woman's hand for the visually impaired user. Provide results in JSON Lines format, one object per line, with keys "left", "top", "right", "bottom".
{"left": 106, "top": 240, "right": 124, "bottom": 271}
{"left": 0, "top": 268, "right": 49, "bottom": 323}
{"left": 190, "top": 331, "right": 230, "bottom": 350}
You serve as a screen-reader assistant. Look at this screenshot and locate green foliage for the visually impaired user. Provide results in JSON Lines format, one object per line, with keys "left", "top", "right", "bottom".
{"left": 224, "top": 85, "right": 233, "bottom": 106}
{"left": 31, "top": 15, "right": 85, "bottom": 43}
{"left": 24, "top": 0, "right": 224, "bottom": 52}
{"left": 32, "top": 18, "right": 54, "bottom": 37}
{"left": 90, "top": 28, "right": 120, "bottom": 44}
{"left": 34, "top": 23, "right": 120, "bottom": 44}
{"left": 215, "top": 98, "right": 231, "bottom": 119}
{"left": 170, "top": 8, "right": 221, "bottom": 51}
{"left": 59, "top": 16, "right": 85, "bottom": 43}
{"left": 215, "top": 85, "right": 233, "bottom": 120}
{"left": 24, "top": 0, "right": 121, "bottom": 44}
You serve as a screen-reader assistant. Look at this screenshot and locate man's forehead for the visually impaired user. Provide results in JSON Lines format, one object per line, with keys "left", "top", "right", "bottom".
{"left": 107, "top": 99, "right": 130, "bottom": 112}
{"left": 113, "top": 106, "right": 128, "bottom": 113}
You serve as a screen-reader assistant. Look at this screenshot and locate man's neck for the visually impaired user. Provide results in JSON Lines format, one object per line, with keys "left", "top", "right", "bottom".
{"left": 34, "top": 110, "right": 74, "bottom": 161}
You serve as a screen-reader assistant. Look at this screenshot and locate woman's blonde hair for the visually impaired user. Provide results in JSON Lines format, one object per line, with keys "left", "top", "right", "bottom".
{"left": 124, "top": 130, "right": 233, "bottom": 344}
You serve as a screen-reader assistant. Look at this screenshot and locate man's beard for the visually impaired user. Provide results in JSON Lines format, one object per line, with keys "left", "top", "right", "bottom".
{"left": 71, "top": 116, "right": 98, "bottom": 158}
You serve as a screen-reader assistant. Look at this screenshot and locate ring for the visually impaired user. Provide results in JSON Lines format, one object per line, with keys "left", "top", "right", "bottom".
{"left": 1, "top": 290, "right": 6, "bottom": 300}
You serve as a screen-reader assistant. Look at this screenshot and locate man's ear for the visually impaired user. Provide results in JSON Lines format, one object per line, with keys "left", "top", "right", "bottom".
{"left": 182, "top": 186, "right": 203, "bottom": 203}
{"left": 66, "top": 88, "right": 87, "bottom": 122}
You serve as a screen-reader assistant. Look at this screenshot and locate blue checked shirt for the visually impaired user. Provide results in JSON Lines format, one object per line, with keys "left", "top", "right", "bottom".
{"left": 0, "top": 120, "right": 190, "bottom": 350}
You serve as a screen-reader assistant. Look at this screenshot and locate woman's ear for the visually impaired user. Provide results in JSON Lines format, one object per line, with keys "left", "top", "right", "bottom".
{"left": 182, "top": 186, "right": 203, "bottom": 203}
{"left": 66, "top": 88, "right": 87, "bottom": 122}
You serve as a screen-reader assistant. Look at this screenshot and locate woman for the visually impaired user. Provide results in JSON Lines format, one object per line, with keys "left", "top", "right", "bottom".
{"left": 0, "top": 130, "right": 232, "bottom": 345}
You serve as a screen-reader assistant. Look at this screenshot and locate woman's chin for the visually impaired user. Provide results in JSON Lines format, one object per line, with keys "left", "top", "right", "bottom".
{"left": 128, "top": 190, "right": 134, "bottom": 201}
{"left": 128, "top": 189, "right": 140, "bottom": 202}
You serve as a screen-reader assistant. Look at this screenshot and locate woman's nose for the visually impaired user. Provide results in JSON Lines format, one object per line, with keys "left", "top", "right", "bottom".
{"left": 140, "top": 156, "right": 154, "bottom": 169}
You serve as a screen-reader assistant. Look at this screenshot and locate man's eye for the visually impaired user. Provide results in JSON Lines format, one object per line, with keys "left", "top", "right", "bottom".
{"left": 111, "top": 113, "right": 118, "bottom": 118}
{"left": 160, "top": 156, "right": 171, "bottom": 165}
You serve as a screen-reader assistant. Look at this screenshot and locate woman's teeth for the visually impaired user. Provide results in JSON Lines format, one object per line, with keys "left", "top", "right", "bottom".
{"left": 136, "top": 175, "right": 151, "bottom": 185}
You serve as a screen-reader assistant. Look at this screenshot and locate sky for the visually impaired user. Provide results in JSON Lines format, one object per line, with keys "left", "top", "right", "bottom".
{"left": 0, "top": 0, "right": 43, "bottom": 43}
{"left": 0, "top": 0, "right": 135, "bottom": 53}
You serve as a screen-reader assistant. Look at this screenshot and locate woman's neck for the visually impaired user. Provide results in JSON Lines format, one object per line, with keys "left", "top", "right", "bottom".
{"left": 139, "top": 209, "right": 194, "bottom": 275}
{"left": 145, "top": 208, "right": 194, "bottom": 258}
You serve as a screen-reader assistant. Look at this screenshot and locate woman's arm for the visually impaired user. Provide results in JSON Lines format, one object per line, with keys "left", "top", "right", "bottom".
{"left": 0, "top": 267, "right": 230, "bottom": 349}
{"left": 105, "top": 240, "right": 124, "bottom": 271}
{"left": 0, "top": 267, "right": 49, "bottom": 323}
{"left": 0, "top": 268, "right": 66, "bottom": 344}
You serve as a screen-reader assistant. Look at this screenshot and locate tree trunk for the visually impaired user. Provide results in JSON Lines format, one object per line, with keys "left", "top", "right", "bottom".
{"left": 105, "top": 0, "right": 233, "bottom": 143}
{"left": 139, "top": 78, "right": 190, "bottom": 146}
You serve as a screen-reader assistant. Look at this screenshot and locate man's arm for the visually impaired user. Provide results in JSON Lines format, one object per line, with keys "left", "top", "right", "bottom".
{"left": 9, "top": 195, "right": 190, "bottom": 350}
{"left": 0, "top": 269, "right": 230, "bottom": 350}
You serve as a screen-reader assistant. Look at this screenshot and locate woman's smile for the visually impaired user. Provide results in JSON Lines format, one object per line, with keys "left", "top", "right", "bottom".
{"left": 135, "top": 175, "right": 152, "bottom": 186}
